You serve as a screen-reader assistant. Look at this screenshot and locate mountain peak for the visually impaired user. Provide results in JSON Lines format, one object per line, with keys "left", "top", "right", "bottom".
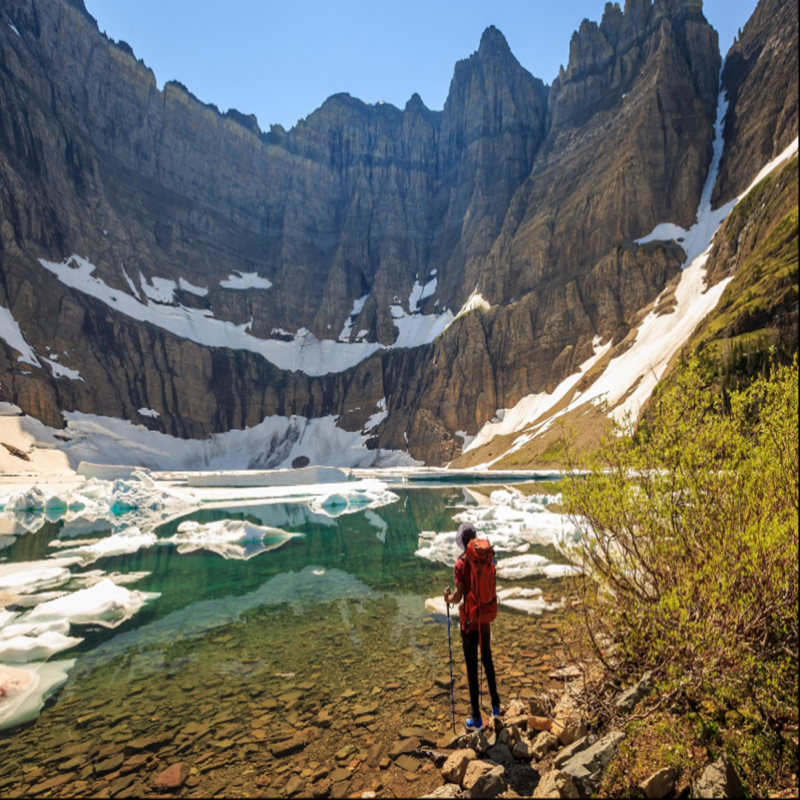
{"left": 478, "top": 25, "right": 511, "bottom": 55}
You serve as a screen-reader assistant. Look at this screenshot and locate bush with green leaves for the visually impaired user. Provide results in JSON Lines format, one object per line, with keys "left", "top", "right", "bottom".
{"left": 562, "top": 358, "right": 798, "bottom": 738}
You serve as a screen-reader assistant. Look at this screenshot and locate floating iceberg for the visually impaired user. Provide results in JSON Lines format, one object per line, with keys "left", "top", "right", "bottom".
{"left": 163, "top": 519, "right": 301, "bottom": 561}
{"left": 0, "top": 561, "right": 75, "bottom": 595}
{"left": 49, "top": 527, "right": 157, "bottom": 565}
{"left": 0, "top": 660, "right": 75, "bottom": 731}
{"left": 28, "top": 578, "right": 159, "bottom": 628}
{"left": 308, "top": 487, "right": 399, "bottom": 518}
{"left": 0, "top": 631, "right": 83, "bottom": 662}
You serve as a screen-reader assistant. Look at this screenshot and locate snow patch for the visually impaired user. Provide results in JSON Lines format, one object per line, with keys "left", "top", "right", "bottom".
{"left": 219, "top": 271, "right": 273, "bottom": 290}
{"left": 7, "top": 23, "right": 21, "bottom": 37}
{"left": 178, "top": 277, "right": 208, "bottom": 296}
{"left": 363, "top": 398, "right": 387, "bottom": 433}
{"left": 0, "top": 305, "right": 39, "bottom": 366}
{"left": 140, "top": 275, "right": 177, "bottom": 304}
{"left": 338, "top": 294, "right": 369, "bottom": 342}
{"left": 138, "top": 407, "right": 160, "bottom": 419}
{"left": 454, "top": 289, "right": 490, "bottom": 320}
{"left": 55, "top": 411, "right": 418, "bottom": 472}
{"left": 45, "top": 358, "right": 83, "bottom": 382}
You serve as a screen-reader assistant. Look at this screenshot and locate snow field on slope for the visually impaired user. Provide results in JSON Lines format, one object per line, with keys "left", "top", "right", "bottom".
{"left": 37, "top": 256, "right": 453, "bottom": 376}
{"left": 467, "top": 89, "right": 799, "bottom": 461}
{"left": 55, "top": 410, "right": 418, "bottom": 472}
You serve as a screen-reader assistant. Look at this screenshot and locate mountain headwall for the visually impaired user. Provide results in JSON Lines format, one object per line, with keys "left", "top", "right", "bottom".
{"left": 1, "top": 0, "right": 793, "bottom": 467}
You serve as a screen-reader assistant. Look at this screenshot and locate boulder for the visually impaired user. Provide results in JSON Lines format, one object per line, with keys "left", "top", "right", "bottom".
{"left": 441, "top": 749, "right": 477, "bottom": 785}
{"left": 560, "top": 731, "right": 625, "bottom": 797}
{"left": 553, "top": 735, "right": 597, "bottom": 769}
{"left": 528, "top": 715, "right": 553, "bottom": 732}
{"left": 639, "top": 767, "right": 675, "bottom": 799}
{"left": 512, "top": 740, "right": 532, "bottom": 760}
{"left": 486, "top": 742, "right": 514, "bottom": 763}
{"left": 614, "top": 672, "right": 653, "bottom": 714}
{"left": 467, "top": 764, "right": 507, "bottom": 799}
{"left": 692, "top": 755, "right": 745, "bottom": 799}
{"left": 530, "top": 731, "right": 560, "bottom": 761}
{"left": 532, "top": 770, "right": 581, "bottom": 799}
{"left": 462, "top": 760, "right": 495, "bottom": 790}
{"left": 551, "top": 703, "right": 587, "bottom": 746}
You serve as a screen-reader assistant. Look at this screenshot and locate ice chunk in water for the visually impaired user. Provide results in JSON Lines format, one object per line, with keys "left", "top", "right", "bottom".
{"left": 0, "top": 618, "right": 71, "bottom": 640}
{"left": 48, "top": 527, "right": 157, "bottom": 565}
{"left": 0, "top": 562, "right": 75, "bottom": 594}
{"left": 0, "top": 631, "right": 83, "bottom": 662}
{"left": 164, "top": 519, "right": 300, "bottom": 561}
{"left": 0, "top": 659, "right": 75, "bottom": 731}
{"left": 28, "top": 578, "right": 159, "bottom": 628}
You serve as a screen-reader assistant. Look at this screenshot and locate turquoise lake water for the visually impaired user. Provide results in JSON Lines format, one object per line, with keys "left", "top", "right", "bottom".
{"left": 0, "top": 486, "right": 572, "bottom": 798}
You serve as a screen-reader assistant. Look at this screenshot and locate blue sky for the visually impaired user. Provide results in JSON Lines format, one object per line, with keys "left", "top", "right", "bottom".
{"left": 84, "top": 0, "right": 759, "bottom": 132}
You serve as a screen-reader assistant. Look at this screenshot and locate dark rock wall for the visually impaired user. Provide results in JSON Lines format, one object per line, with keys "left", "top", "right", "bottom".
{"left": 713, "top": 0, "right": 798, "bottom": 206}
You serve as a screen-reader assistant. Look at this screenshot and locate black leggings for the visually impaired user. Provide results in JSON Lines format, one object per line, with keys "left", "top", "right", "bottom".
{"left": 461, "top": 625, "right": 500, "bottom": 719}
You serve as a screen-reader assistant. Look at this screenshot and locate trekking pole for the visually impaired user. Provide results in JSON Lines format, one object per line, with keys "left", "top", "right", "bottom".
{"left": 446, "top": 597, "right": 456, "bottom": 733}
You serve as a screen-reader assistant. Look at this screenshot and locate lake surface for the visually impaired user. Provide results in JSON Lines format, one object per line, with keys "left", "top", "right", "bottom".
{"left": 0, "top": 486, "right": 573, "bottom": 798}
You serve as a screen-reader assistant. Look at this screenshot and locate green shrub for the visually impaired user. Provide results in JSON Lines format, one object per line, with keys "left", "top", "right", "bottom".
{"left": 561, "top": 358, "right": 798, "bottom": 789}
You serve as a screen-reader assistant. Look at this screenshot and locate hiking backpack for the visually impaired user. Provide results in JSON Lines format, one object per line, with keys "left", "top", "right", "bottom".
{"left": 460, "top": 538, "right": 498, "bottom": 630}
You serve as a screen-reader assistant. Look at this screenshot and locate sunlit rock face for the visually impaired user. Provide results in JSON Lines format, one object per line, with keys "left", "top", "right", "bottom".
{"left": 0, "top": 0, "right": 793, "bottom": 465}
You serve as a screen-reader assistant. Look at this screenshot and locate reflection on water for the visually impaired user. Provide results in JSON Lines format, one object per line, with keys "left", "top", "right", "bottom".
{"left": 0, "top": 488, "right": 572, "bottom": 798}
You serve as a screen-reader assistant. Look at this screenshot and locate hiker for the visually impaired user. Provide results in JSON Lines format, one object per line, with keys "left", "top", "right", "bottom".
{"left": 444, "top": 521, "right": 501, "bottom": 731}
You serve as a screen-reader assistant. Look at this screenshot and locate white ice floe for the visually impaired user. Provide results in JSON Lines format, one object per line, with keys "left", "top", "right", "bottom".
{"left": 178, "top": 277, "right": 208, "bottom": 296}
{"left": 339, "top": 294, "right": 369, "bottom": 342}
{"left": 219, "top": 271, "right": 273, "bottom": 290}
{"left": 163, "top": 519, "right": 300, "bottom": 561}
{"left": 415, "top": 489, "right": 578, "bottom": 578}
{"left": 0, "top": 618, "right": 70, "bottom": 640}
{"left": 0, "top": 659, "right": 75, "bottom": 731}
{"left": 425, "top": 586, "right": 558, "bottom": 618}
{"left": 0, "top": 631, "right": 83, "bottom": 663}
{"left": 308, "top": 486, "right": 399, "bottom": 518}
{"left": 137, "top": 407, "right": 160, "bottom": 419}
{"left": 0, "top": 305, "right": 39, "bottom": 366}
{"left": 0, "top": 475, "right": 195, "bottom": 533}
{"left": 48, "top": 527, "right": 157, "bottom": 565}
{"left": 28, "top": 578, "right": 159, "bottom": 628}
{"left": 0, "top": 561, "right": 75, "bottom": 595}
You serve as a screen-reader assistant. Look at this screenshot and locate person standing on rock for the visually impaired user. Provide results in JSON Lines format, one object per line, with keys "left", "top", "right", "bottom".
{"left": 444, "top": 521, "right": 501, "bottom": 731}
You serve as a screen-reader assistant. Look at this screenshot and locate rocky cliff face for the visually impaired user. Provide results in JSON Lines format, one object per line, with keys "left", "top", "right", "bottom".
{"left": 713, "top": 0, "right": 798, "bottom": 205}
{"left": 0, "top": 0, "right": 792, "bottom": 467}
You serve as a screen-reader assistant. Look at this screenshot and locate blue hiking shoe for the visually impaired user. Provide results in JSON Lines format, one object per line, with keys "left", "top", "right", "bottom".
{"left": 465, "top": 715, "right": 483, "bottom": 731}
{"left": 492, "top": 705, "right": 502, "bottom": 718}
